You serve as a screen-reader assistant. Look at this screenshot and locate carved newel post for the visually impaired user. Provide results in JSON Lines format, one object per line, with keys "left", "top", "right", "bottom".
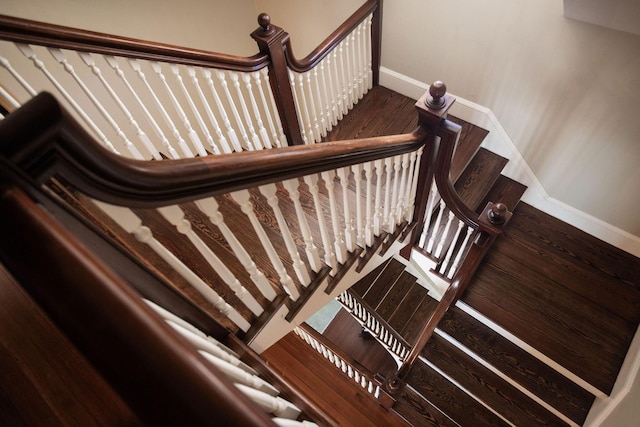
{"left": 251, "top": 13, "right": 303, "bottom": 145}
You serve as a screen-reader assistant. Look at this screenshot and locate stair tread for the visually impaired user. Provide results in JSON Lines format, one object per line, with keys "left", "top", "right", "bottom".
{"left": 476, "top": 174, "right": 528, "bottom": 214}
{"left": 423, "top": 334, "right": 570, "bottom": 427}
{"left": 401, "top": 295, "right": 439, "bottom": 345}
{"left": 393, "top": 387, "right": 460, "bottom": 427}
{"left": 351, "top": 260, "right": 388, "bottom": 298}
{"left": 387, "top": 282, "right": 430, "bottom": 334}
{"left": 454, "top": 147, "right": 509, "bottom": 211}
{"left": 406, "top": 359, "right": 511, "bottom": 427}
{"left": 361, "top": 259, "right": 406, "bottom": 308}
{"left": 447, "top": 116, "right": 490, "bottom": 183}
{"left": 462, "top": 250, "right": 633, "bottom": 395}
{"left": 440, "top": 306, "right": 595, "bottom": 425}
{"left": 376, "top": 270, "right": 419, "bottom": 319}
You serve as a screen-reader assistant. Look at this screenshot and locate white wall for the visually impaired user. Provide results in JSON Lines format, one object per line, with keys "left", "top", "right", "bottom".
{"left": 1, "top": 0, "right": 258, "bottom": 55}
{"left": 382, "top": 0, "right": 640, "bottom": 237}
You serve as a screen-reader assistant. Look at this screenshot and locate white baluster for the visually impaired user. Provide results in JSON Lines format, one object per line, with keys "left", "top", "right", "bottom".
{"left": 439, "top": 219, "right": 465, "bottom": 276}
{"left": 48, "top": 48, "right": 142, "bottom": 159}
{"left": 373, "top": 159, "right": 384, "bottom": 236}
{"left": 449, "top": 227, "right": 474, "bottom": 279}
{"left": 0, "top": 52, "right": 37, "bottom": 96}
{"left": 93, "top": 201, "right": 250, "bottom": 331}
{"left": 356, "top": 21, "right": 366, "bottom": 98}
{"left": 336, "top": 167, "right": 356, "bottom": 252}
{"left": 259, "top": 184, "right": 311, "bottom": 286}
{"left": 305, "top": 70, "right": 322, "bottom": 141}
{"left": 365, "top": 16, "right": 373, "bottom": 90}
{"left": 382, "top": 157, "right": 393, "bottom": 232}
{"left": 287, "top": 70, "right": 309, "bottom": 144}
{"left": 351, "top": 163, "right": 365, "bottom": 246}
{"left": 363, "top": 162, "right": 374, "bottom": 246}
{"left": 252, "top": 70, "right": 275, "bottom": 149}
{"left": 321, "top": 170, "right": 347, "bottom": 264}
{"left": 216, "top": 70, "right": 253, "bottom": 150}
{"left": 348, "top": 31, "right": 358, "bottom": 106}
{"left": 406, "top": 148, "right": 423, "bottom": 223}
{"left": 79, "top": 52, "right": 159, "bottom": 160}
{"left": 104, "top": 55, "right": 178, "bottom": 159}
{"left": 195, "top": 197, "right": 276, "bottom": 300}
{"left": 324, "top": 53, "right": 339, "bottom": 125}
{"left": 151, "top": 62, "right": 202, "bottom": 157}
{"left": 388, "top": 155, "right": 402, "bottom": 233}
{"left": 296, "top": 72, "right": 315, "bottom": 144}
{"left": 186, "top": 66, "right": 229, "bottom": 154}
{"left": 317, "top": 61, "right": 332, "bottom": 133}
{"left": 337, "top": 42, "right": 350, "bottom": 114}
{"left": 260, "top": 68, "right": 287, "bottom": 147}
{"left": 241, "top": 72, "right": 270, "bottom": 149}
{"left": 0, "top": 84, "right": 20, "bottom": 110}
{"left": 16, "top": 44, "right": 119, "bottom": 154}
{"left": 396, "top": 153, "right": 410, "bottom": 223}
{"left": 282, "top": 179, "right": 322, "bottom": 272}
{"left": 426, "top": 199, "right": 446, "bottom": 254}
{"left": 230, "top": 72, "right": 261, "bottom": 149}
{"left": 419, "top": 181, "right": 439, "bottom": 248}
{"left": 129, "top": 59, "right": 191, "bottom": 158}
{"left": 199, "top": 351, "right": 278, "bottom": 395}
{"left": 202, "top": 68, "right": 241, "bottom": 152}
{"left": 170, "top": 64, "right": 214, "bottom": 156}
{"left": 235, "top": 384, "right": 301, "bottom": 419}
{"left": 435, "top": 210, "right": 456, "bottom": 259}
{"left": 303, "top": 174, "right": 337, "bottom": 271}
{"left": 231, "top": 190, "right": 298, "bottom": 300}
{"left": 157, "top": 205, "right": 263, "bottom": 315}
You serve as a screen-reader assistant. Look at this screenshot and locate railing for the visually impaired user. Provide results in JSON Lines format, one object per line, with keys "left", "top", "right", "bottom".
{"left": 337, "top": 290, "right": 410, "bottom": 362}
{"left": 0, "top": 0, "right": 381, "bottom": 153}
{"left": 294, "top": 324, "right": 382, "bottom": 399}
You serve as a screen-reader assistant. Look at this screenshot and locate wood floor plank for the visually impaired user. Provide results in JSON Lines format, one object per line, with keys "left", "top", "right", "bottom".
{"left": 362, "top": 258, "right": 406, "bottom": 307}
{"left": 447, "top": 115, "right": 490, "bottom": 183}
{"left": 387, "top": 282, "right": 430, "bottom": 334}
{"left": 476, "top": 174, "right": 528, "bottom": 214}
{"left": 393, "top": 387, "right": 460, "bottom": 427}
{"left": 454, "top": 147, "right": 508, "bottom": 211}
{"left": 376, "top": 270, "right": 418, "bottom": 318}
{"left": 401, "top": 295, "right": 439, "bottom": 345}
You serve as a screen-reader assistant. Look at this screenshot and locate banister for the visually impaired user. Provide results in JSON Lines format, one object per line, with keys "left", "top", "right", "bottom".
{"left": 0, "top": 92, "right": 427, "bottom": 208}
{"left": 281, "top": 0, "right": 380, "bottom": 72}
{"left": 0, "top": 180, "right": 277, "bottom": 426}
{"left": 0, "top": 14, "right": 269, "bottom": 71}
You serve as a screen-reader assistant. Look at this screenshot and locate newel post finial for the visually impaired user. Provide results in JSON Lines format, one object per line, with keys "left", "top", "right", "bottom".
{"left": 487, "top": 202, "right": 508, "bottom": 225}
{"left": 426, "top": 80, "right": 447, "bottom": 109}
{"left": 257, "top": 13, "right": 275, "bottom": 36}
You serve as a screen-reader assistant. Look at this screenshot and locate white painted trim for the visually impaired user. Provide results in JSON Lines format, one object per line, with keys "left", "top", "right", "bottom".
{"left": 381, "top": 67, "right": 640, "bottom": 426}
{"left": 379, "top": 66, "right": 640, "bottom": 258}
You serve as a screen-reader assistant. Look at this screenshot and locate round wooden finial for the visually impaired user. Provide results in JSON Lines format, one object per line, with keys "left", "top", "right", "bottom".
{"left": 487, "top": 202, "right": 508, "bottom": 224}
{"left": 426, "top": 80, "right": 447, "bottom": 109}
{"left": 257, "top": 13, "right": 275, "bottom": 35}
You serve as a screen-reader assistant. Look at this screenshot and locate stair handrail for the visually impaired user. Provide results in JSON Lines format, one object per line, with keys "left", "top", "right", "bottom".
{"left": 2, "top": 92, "right": 427, "bottom": 207}
{"left": 0, "top": 14, "right": 269, "bottom": 70}
{"left": 0, "top": 176, "right": 278, "bottom": 426}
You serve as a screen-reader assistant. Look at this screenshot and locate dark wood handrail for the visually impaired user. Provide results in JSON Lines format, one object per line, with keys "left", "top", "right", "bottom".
{"left": 0, "top": 14, "right": 269, "bottom": 71}
{"left": 433, "top": 119, "right": 482, "bottom": 230}
{"left": 0, "top": 180, "right": 277, "bottom": 426}
{"left": 0, "top": 92, "right": 426, "bottom": 208}
{"left": 282, "top": 0, "right": 380, "bottom": 72}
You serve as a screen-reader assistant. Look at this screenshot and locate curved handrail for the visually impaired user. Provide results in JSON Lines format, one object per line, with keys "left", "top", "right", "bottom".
{"left": 0, "top": 92, "right": 426, "bottom": 208}
{"left": 282, "top": 0, "right": 379, "bottom": 72}
{"left": 433, "top": 119, "right": 482, "bottom": 230}
{"left": 0, "top": 181, "right": 277, "bottom": 426}
{"left": 0, "top": 14, "right": 269, "bottom": 71}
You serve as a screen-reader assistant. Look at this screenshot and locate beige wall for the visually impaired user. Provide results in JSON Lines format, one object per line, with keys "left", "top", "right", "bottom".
{"left": 1, "top": 0, "right": 259, "bottom": 55}
{"left": 382, "top": 0, "right": 640, "bottom": 236}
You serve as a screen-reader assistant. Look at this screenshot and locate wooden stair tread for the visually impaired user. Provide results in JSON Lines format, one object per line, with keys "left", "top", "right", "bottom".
{"left": 387, "top": 282, "right": 431, "bottom": 334}
{"left": 361, "top": 259, "right": 407, "bottom": 307}
{"left": 447, "top": 115, "right": 490, "bottom": 183}
{"left": 375, "top": 270, "right": 419, "bottom": 318}
{"left": 477, "top": 174, "right": 528, "bottom": 214}
{"left": 350, "top": 260, "right": 388, "bottom": 297}
{"left": 406, "top": 359, "right": 511, "bottom": 427}
{"left": 393, "top": 387, "right": 460, "bottom": 427}
{"left": 422, "top": 334, "right": 570, "bottom": 427}
{"left": 462, "top": 250, "right": 632, "bottom": 395}
{"left": 439, "top": 306, "right": 595, "bottom": 425}
{"left": 401, "top": 295, "right": 439, "bottom": 345}
{"left": 454, "top": 147, "right": 509, "bottom": 211}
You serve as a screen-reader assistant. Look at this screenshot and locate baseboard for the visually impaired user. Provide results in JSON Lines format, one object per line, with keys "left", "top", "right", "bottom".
{"left": 379, "top": 66, "right": 640, "bottom": 259}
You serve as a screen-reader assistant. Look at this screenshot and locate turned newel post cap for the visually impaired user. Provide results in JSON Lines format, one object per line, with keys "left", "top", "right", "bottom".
{"left": 487, "top": 202, "right": 508, "bottom": 225}
{"left": 257, "top": 13, "right": 275, "bottom": 36}
{"left": 426, "top": 80, "right": 447, "bottom": 109}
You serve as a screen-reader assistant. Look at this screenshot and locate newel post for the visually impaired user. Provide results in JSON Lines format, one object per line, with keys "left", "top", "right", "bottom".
{"left": 251, "top": 14, "right": 304, "bottom": 145}
{"left": 400, "top": 81, "right": 455, "bottom": 259}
